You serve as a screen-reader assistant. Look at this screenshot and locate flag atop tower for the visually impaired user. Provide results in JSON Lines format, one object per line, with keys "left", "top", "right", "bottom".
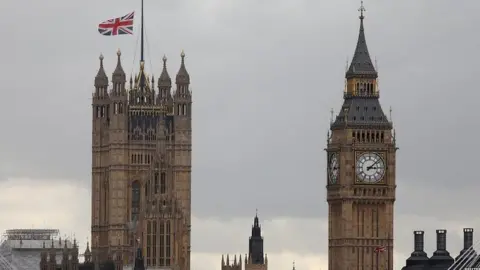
{"left": 91, "top": 0, "right": 192, "bottom": 269}
{"left": 98, "top": 11, "right": 134, "bottom": 36}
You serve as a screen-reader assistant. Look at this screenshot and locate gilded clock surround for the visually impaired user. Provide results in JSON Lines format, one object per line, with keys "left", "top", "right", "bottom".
{"left": 355, "top": 151, "right": 386, "bottom": 184}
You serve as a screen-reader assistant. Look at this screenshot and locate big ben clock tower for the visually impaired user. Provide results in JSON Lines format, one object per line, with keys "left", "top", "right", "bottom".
{"left": 326, "top": 2, "right": 397, "bottom": 270}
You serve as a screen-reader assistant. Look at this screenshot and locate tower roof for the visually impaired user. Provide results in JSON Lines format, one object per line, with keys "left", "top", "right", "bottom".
{"left": 345, "top": 1, "right": 377, "bottom": 79}
{"left": 176, "top": 50, "right": 190, "bottom": 84}
{"left": 330, "top": 2, "right": 391, "bottom": 130}
{"left": 95, "top": 54, "right": 108, "bottom": 86}
{"left": 158, "top": 55, "right": 172, "bottom": 87}
{"left": 113, "top": 49, "right": 125, "bottom": 77}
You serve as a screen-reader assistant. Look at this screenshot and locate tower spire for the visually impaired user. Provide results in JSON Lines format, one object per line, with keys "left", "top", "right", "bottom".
{"left": 345, "top": 0, "right": 376, "bottom": 79}
{"left": 358, "top": 1, "right": 365, "bottom": 20}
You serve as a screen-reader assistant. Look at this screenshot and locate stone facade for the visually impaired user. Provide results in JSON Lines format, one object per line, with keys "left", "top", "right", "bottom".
{"left": 91, "top": 50, "right": 192, "bottom": 269}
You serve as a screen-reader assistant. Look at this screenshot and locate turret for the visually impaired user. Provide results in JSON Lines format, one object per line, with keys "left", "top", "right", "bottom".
{"left": 84, "top": 241, "right": 92, "bottom": 263}
{"left": 428, "top": 229, "right": 454, "bottom": 267}
{"left": 109, "top": 49, "right": 128, "bottom": 138}
{"left": 157, "top": 55, "right": 173, "bottom": 113}
{"left": 71, "top": 238, "right": 79, "bottom": 270}
{"left": 94, "top": 54, "right": 109, "bottom": 100}
{"left": 248, "top": 212, "right": 264, "bottom": 264}
{"left": 111, "top": 49, "right": 127, "bottom": 97}
{"left": 61, "top": 239, "right": 69, "bottom": 269}
{"left": 174, "top": 50, "right": 191, "bottom": 118}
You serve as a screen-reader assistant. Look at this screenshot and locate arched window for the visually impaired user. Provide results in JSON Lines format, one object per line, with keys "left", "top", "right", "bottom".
{"left": 131, "top": 181, "right": 141, "bottom": 221}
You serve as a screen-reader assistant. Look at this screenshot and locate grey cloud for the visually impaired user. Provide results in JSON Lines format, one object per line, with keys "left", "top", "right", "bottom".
{"left": 0, "top": 0, "right": 479, "bottom": 224}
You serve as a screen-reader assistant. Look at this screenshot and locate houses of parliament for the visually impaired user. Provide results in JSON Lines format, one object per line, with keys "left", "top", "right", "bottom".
{"left": 46, "top": 2, "right": 475, "bottom": 270}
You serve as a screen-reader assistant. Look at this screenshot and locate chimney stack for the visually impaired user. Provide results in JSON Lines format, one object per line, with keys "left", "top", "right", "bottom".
{"left": 464, "top": 228, "right": 474, "bottom": 250}
{"left": 436, "top": 229, "right": 447, "bottom": 251}
{"left": 414, "top": 231, "right": 425, "bottom": 252}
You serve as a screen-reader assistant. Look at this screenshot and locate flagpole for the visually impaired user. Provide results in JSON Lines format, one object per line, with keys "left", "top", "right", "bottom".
{"left": 140, "top": 0, "right": 144, "bottom": 63}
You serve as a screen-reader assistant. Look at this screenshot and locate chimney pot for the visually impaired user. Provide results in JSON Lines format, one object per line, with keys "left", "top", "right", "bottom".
{"left": 436, "top": 229, "right": 447, "bottom": 251}
{"left": 414, "top": 230, "right": 425, "bottom": 252}
{"left": 464, "top": 228, "right": 474, "bottom": 250}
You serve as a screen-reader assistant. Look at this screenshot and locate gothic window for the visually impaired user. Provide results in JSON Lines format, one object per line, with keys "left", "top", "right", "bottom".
{"left": 154, "top": 172, "right": 159, "bottom": 194}
{"left": 119, "top": 103, "right": 124, "bottom": 114}
{"left": 183, "top": 104, "right": 187, "bottom": 116}
{"left": 131, "top": 181, "right": 140, "bottom": 221}
{"left": 166, "top": 220, "right": 171, "bottom": 265}
{"left": 145, "top": 180, "right": 149, "bottom": 197}
{"left": 160, "top": 221, "right": 165, "bottom": 266}
{"left": 160, "top": 172, "right": 166, "bottom": 194}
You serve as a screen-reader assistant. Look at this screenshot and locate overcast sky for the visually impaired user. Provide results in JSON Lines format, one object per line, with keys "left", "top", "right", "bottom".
{"left": 0, "top": 0, "right": 479, "bottom": 269}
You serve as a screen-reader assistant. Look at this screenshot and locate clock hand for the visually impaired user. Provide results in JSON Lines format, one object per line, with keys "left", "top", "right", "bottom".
{"left": 367, "top": 160, "right": 380, "bottom": 170}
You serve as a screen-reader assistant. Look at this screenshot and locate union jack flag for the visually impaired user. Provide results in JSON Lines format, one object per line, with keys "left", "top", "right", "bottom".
{"left": 98, "top": 11, "right": 134, "bottom": 36}
{"left": 374, "top": 246, "right": 387, "bottom": 253}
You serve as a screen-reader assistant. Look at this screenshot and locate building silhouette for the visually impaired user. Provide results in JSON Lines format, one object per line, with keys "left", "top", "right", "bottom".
{"left": 39, "top": 239, "right": 148, "bottom": 270}
{"left": 221, "top": 214, "right": 268, "bottom": 270}
{"left": 401, "top": 228, "right": 480, "bottom": 270}
{"left": 326, "top": 2, "right": 397, "bottom": 269}
{"left": 91, "top": 48, "right": 192, "bottom": 269}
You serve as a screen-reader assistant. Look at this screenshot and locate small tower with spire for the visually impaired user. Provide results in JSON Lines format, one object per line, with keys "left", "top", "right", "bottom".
{"left": 174, "top": 50, "right": 192, "bottom": 119}
{"left": 110, "top": 49, "right": 128, "bottom": 134}
{"left": 157, "top": 55, "right": 173, "bottom": 113}
{"left": 70, "top": 238, "right": 79, "bottom": 270}
{"left": 245, "top": 212, "right": 267, "bottom": 270}
{"left": 61, "top": 238, "right": 69, "bottom": 269}
{"left": 84, "top": 241, "right": 92, "bottom": 263}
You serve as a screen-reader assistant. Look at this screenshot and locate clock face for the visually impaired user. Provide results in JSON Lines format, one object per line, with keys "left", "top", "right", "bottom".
{"left": 356, "top": 152, "right": 385, "bottom": 183}
{"left": 328, "top": 153, "right": 339, "bottom": 184}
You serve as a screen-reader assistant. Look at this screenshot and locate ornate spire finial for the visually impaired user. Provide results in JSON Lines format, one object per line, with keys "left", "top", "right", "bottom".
{"left": 330, "top": 108, "right": 334, "bottom": 124}
{"left": 358, "top": 1, "right": 366, "bottom": 20}
{"left": 117, "top": 48, "right": 121, "bottom": 56}
{"left": 99, "top": 53, "right": 104, "bottom": 61}
{"left": 181, "top": 49, "right": 185, "bottom": 58}
{"left": 293, "top": 260, "right": 296, "bottom": 270}
{"left": 163, "top": 54, "right": 167, "bottom": 66}
{"left": 256, "top": 208, "right": 258, "bottom": 216}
